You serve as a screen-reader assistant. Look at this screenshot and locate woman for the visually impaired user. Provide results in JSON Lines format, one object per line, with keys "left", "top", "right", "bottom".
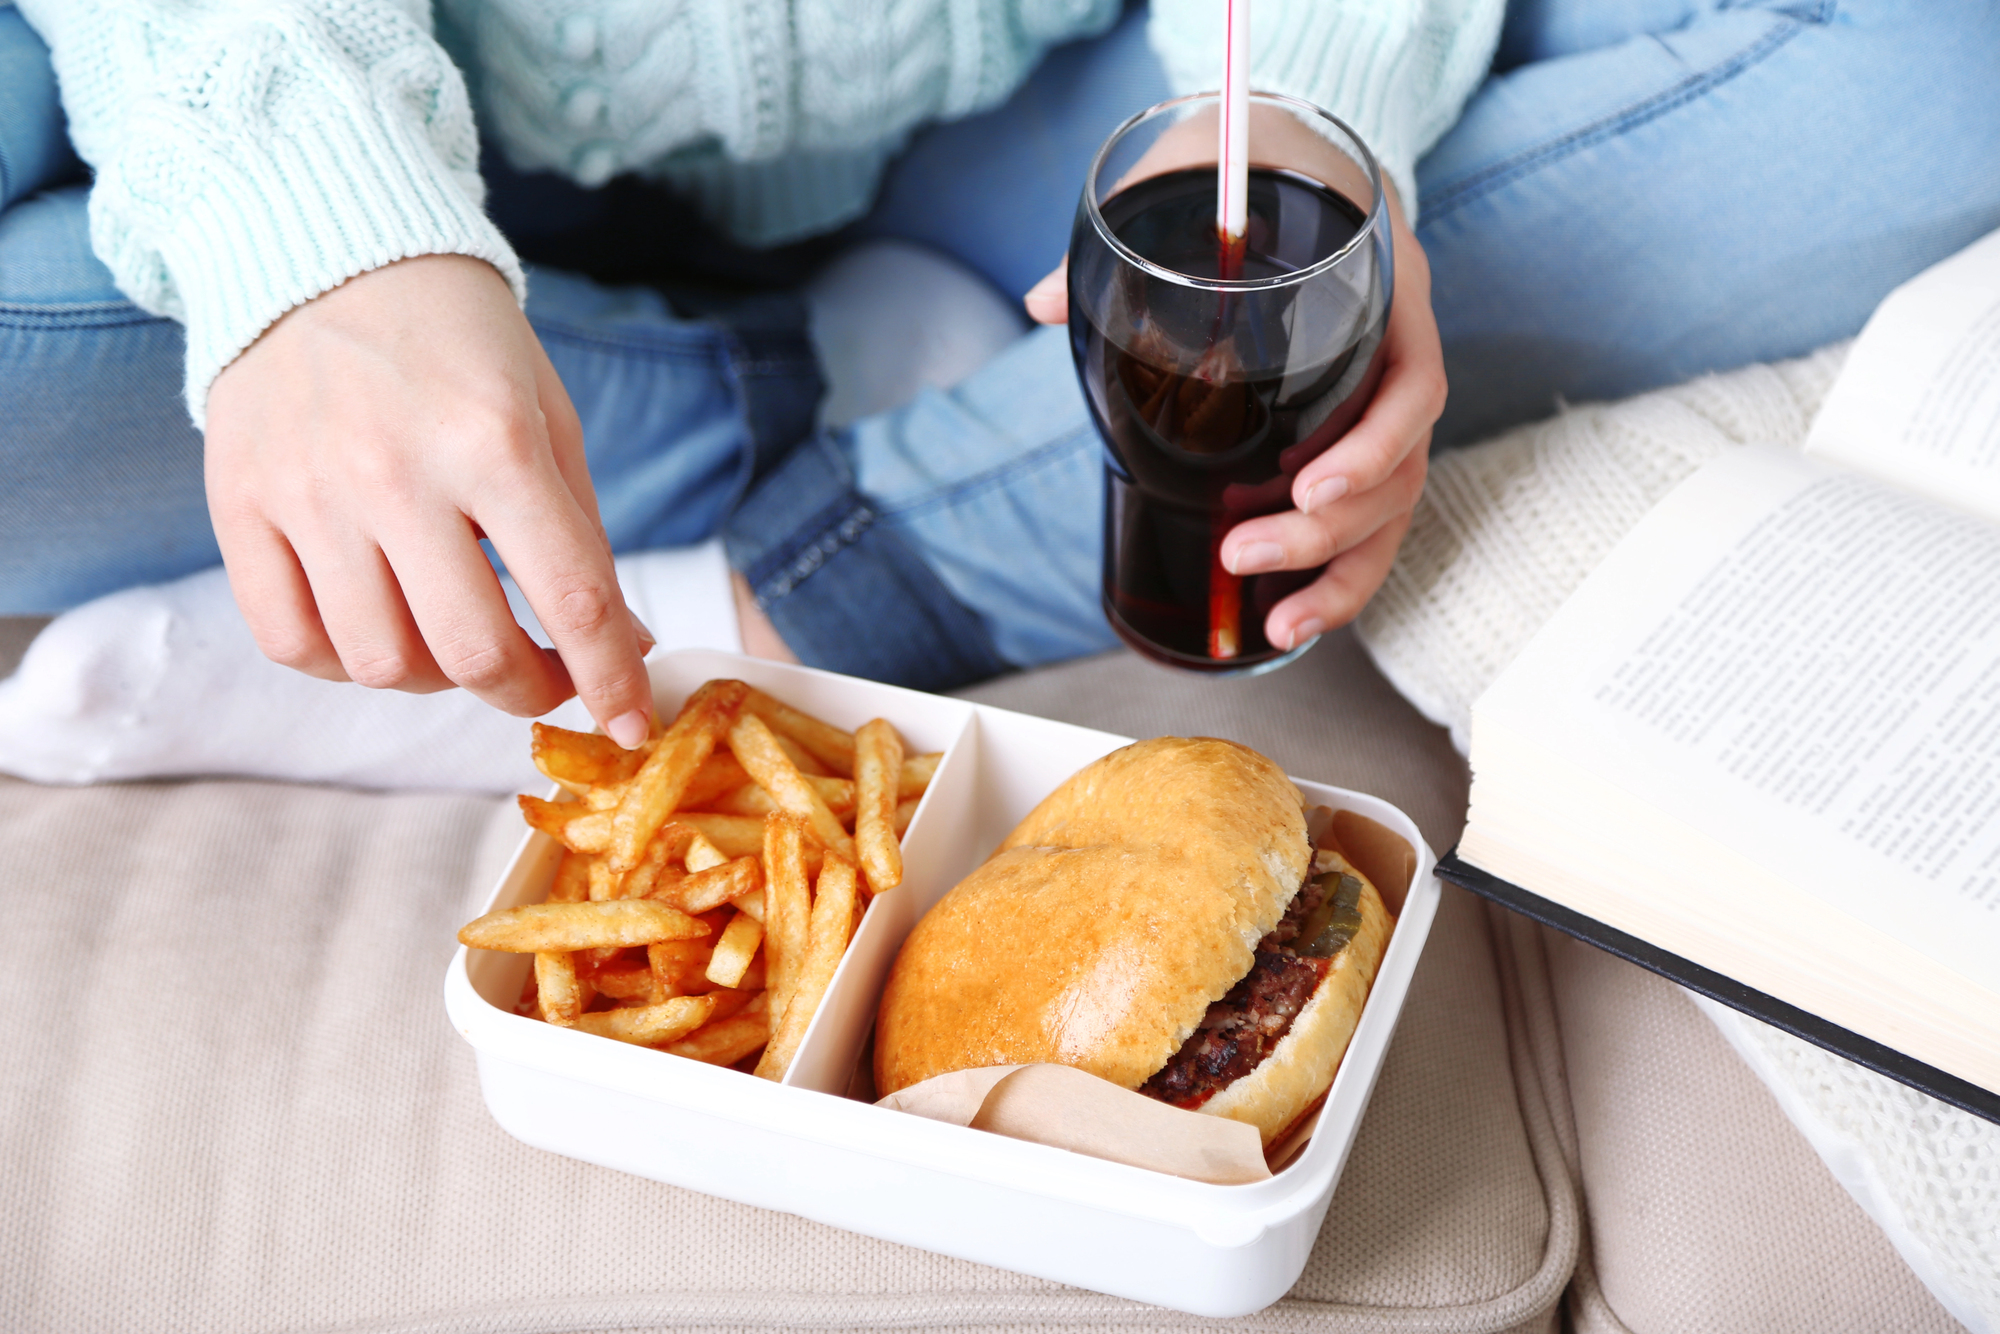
{"left": 3, "top": 0, "right": 1995, "bottom": 746}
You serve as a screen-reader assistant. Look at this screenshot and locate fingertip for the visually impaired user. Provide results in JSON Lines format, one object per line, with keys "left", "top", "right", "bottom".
{"left": 605, "top": 709, "right": 651, "bottom": 750}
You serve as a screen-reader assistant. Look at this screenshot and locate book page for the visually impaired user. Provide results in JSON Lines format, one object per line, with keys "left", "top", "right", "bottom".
{"left": 1805, "top": 227, "right": 2000, "bottom": 523}
{"left": 1476, "top": 447, "right": 2000, "bottom": 993}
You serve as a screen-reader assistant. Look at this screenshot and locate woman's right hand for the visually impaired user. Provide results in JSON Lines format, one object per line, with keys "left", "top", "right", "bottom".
{"left": 204, "top": 254, "right": 659, "bottom": 746}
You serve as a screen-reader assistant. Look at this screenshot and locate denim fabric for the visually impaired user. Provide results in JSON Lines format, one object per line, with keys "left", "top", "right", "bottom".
{"left": 1419, "top": 0, "right": 2000, "bottom": 445}
{"left": 726, "top": 325, "right": 1116, "bottom": 680}
{"left": 8, "top": 0, "right": 2000, "bottom": 689}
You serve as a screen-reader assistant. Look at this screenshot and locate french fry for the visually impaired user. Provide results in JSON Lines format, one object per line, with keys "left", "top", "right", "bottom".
{"left": 535, "top": 951, "right": 585, "bottom": 1026}
{"left": 853, "top": 718, "right": 904, "bottom": 893}
{"left": 586, "top": 958, "right": 662, "bottom": 1004}
{"left": 651, "top": 855, "right": 762, "bottom": 915}
{"left": 708, "top": 775, "right": 856, "bottom": 822}
{"left": 609, "top": 679, "right": 748, "bottom": 872}
{"left": 894, "top": 797, "right": 919, "bottom": 837}
{"left": 772, "top": 733, "right": 833, "bottom": 776}
{"left": 679, "top": 751, "right": 754, "bottom": 810}
{"left": 620, "top": 823, "right": 698, "bottom": 901}
{"left": 460, "top": 900, "right": 709, "bottom": 953}
{"left": 745, "top": 687, "right": 856, "bottom": 775}
{"left": 899, "top": 752, "right": 940, "bottom": 799}
{"left": 731, "top": 884, "right": 766, "bottom": 923}
{"left": 574, "top": 995, "right": 718, "bottom": 1046}
{"left": 757, "top": 853, "right": 858, "bottom": 1080}
{"left": 548, "top": 850, "right": 592, "bottom": 904}
{"left": 647, "top": 939, "right": 714, "bottom": 996}
{"left": 519, "top": 796, "right": 615, "bottom": 854}
{"left": 587, "top": 857, "right": 624, "bottom": 901}
{"left": 728, "top": 715, "right": 857, "bottom": 861}
{"left": 705, "top": 910, "right": 763, "bottom": 988}
{"left": 761, "top": 812, "right": 813, "bottom": 1027}
{"left": 531, "top": 723, "right": 647, "bottom": 791}
{"left": 683, "top": 830, "right": 729, "bottom": 873}
{"left": 669, "top": 812, "right": 764, "bottom": 858}
{"left": 666, "top": 1010, "right": 771, "bottom": 1066}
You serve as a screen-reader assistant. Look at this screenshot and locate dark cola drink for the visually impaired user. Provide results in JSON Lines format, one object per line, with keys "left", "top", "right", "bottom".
{"left": 1071, "top": 162, "right": 1389, "bottom": 671}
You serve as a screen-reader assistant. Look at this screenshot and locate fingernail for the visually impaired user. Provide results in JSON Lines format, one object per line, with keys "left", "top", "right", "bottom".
{"left": 1303, "top": 477, "right": 1349, "bottom": 513}
{"left": 1228, "top": 541, "right": 1286, "bottom": 575}
{"left": 606, "top": 709, "right": 651, "bottom": 750}
{"left": 1287, "top": 618, "right": 1325, "bottom": 651}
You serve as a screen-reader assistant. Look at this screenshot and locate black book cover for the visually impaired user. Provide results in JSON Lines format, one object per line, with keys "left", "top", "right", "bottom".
{"left": 1437, "top": 850, "right": 2000, "bottom": 1126}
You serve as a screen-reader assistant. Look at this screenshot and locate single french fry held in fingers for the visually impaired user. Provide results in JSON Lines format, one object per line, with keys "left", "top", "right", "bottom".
{"left": 574, "top": 994, "right": 719, "bottom": 1046}
{"left": 532, "top": 723, "right": 648, "bottom": 791}
{"left": 757, "top": 853, "right": 858, "bottom": 1080}
{"left": 705, "top": 910, "right": 764, "bottom": 988}
{"left": 898, "top": 752, "right": 941, "bottom": 800}
{"left": 460, "top": 900, "right": 709, "bottom": 953}
{"left": 761, "top": 811, "right": 813, "bottom": 1027}
{"left": 728, "top": 714, "right": 857, "bottom": 861}
{"left": 610, "top": 679, "right": 749, "bottom": 872}
{"left": 535, "top": 951, "right": 585, "bottom": 1026}
{"left": 667, "top": 1010, "right": 771, "bottom": 1066}
{"left": 853, "top": 718, "right": 904, "bottom": 894}
{"left": 745, "top": 688, "right": 856, "bottom": 775}
{"left": 683, "top": 830, "right": 729, "bottom": 873}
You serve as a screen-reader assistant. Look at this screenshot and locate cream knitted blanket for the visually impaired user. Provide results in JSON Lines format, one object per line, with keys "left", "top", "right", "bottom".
{"left": 1355, "top": 345, "right": 2000, "bottom": 1333}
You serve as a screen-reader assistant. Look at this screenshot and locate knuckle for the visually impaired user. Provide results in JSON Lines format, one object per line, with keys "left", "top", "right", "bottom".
{"left": 437, "top": 637, "right": 515, "bottom": 693}
{"left": 543, "top": 578, "right": 618, "bottom": 639}
{"left": 344, "top": 646, "right": 416, "bottom": 691}
{"left": 257, "top": 628, "right": 334, "bottom": 676}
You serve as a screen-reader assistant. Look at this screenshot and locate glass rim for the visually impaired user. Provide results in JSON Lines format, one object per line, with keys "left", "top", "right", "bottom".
{"left": 1082, "top": 89, "right": 1387, "bottom": 294}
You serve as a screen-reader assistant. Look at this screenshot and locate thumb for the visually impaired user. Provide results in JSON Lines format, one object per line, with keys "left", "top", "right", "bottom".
{"left": 1024, "top": 258, "right": 1069, "bottom": 325}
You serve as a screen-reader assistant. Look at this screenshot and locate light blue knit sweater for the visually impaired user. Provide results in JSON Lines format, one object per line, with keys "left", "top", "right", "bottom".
{"left": 15, "top": 0, "right": 1501, "bottom": 425}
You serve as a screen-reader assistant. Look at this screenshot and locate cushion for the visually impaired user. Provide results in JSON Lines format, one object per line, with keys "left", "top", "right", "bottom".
{"left": 1536, "top": 927, "right": 1967, "bottom": 1334}
{"left": 0, "top": 628, "right": 1572, "bottom": 1332}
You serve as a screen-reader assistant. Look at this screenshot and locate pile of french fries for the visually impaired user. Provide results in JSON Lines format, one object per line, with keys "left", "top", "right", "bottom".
{"left": 458, "top": 679, "right": 935, "bottom": 1081}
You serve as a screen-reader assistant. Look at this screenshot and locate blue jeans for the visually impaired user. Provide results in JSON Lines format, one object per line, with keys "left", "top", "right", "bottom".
{"left": 6, "top": 2, "right": 2000, "bottom": 688}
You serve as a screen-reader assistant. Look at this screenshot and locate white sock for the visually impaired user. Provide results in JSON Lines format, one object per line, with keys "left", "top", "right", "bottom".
{"left": 0, "top": 540, "right": 741, "bottom": 793}
{"left": 806, "top": 239, "right": 1029, "bottom": 430}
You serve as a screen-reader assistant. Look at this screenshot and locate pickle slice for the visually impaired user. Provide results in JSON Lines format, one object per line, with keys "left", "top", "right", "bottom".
{"left": 1302, "top": 872, "right": 1365, "bottom": 959}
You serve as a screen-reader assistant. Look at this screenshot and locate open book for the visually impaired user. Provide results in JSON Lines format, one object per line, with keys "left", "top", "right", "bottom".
{"left": 1443, "top": 229, "right": 2000, "bottom": 1121}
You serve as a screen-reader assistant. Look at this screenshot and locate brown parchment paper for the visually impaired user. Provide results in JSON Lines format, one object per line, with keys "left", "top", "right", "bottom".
{"left": 872, "top": 811, "right": 1418, "bottom": 1185}
{"left": 879, "top": 1064, "right": 1271, "bottom": 1185}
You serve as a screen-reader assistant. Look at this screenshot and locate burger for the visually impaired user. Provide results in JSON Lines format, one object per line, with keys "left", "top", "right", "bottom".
{"left": 873, "top": 736, "right": 1395, "bottom": 1147}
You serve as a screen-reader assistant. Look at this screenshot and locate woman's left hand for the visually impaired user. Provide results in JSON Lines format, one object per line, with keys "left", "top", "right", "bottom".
{"left": 1024, "top": 184, "right": 1444, "bottom": 652}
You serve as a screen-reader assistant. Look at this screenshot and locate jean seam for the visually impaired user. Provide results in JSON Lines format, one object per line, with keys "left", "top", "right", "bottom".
{"left": 873, "top": 422, "right": 1098, "bottom": 521}
{"left": 0, "top": 302, "right": 165, "bottom": 330}
{"left": 749, "top": 496, "right": 879, "bottom": 606}
{"left": 1421, "top": 16, "right": 1814, "bottom": 223}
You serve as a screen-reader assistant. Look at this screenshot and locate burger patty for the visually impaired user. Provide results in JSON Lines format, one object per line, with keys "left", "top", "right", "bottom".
{"left": 1139, "top": 875, "right": 1334, "bottom": 1110}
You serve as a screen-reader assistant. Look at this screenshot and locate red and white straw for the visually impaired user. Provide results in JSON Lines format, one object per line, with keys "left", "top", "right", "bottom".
{"left": 1217, "top": 0, "right": 1250, "bottom": 246}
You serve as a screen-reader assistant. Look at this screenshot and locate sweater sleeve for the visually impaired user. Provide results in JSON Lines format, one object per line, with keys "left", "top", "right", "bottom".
{"left": 15, "top": 0, "right": 524, "bottom": 427}
{"left": 1147, "top": 0, "right": 1504, "bottom": 221}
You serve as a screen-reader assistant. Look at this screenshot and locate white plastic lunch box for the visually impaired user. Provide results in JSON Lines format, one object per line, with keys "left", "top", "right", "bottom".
{"left": 445, "top": 650, "right": 1441, "bottom": 1317}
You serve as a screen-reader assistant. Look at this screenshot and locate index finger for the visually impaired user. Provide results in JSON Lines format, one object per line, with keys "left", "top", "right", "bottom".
{"left": 474, "top": 405, "right": 653, "bottom": 748}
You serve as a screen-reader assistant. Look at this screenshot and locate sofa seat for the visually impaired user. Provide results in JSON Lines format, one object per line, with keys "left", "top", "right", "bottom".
{"left": 0, "top": 620, "right": 1966, "bottom": 1331}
